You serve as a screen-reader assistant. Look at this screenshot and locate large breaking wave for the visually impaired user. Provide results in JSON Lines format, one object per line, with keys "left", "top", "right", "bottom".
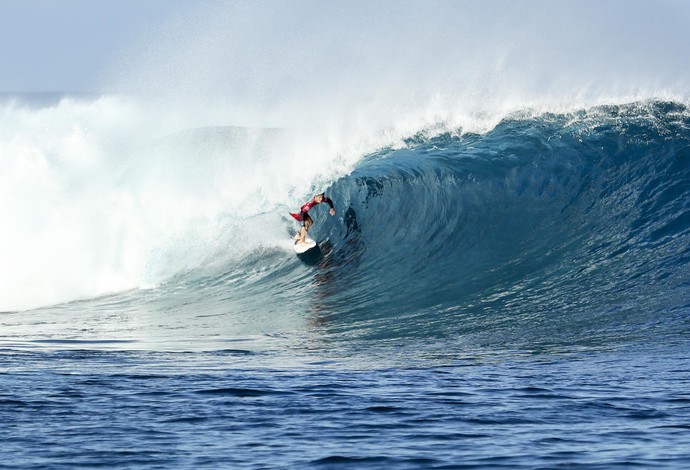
{"left": 4, "top": 100, "right": 689, "bottom": 355}
{"left": 2, "top": 2, "right": 690, "bottom": 354}
{"left": 313, "top": 102, "right": 690, "bottom": 349}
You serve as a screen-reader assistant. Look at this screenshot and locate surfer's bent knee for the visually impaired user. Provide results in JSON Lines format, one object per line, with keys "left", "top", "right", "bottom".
{"left": 303, "top": 214, "right": 313, "bottom": 230}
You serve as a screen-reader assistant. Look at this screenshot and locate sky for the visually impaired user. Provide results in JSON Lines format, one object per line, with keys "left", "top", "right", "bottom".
{"left": 1, "top": 0, "right": 688, "bottom": 104}
{"left": 0, "top": 0, "right": 191, "bottom": 92}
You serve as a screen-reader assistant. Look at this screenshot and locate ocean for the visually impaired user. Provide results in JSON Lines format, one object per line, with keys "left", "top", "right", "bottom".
{"left": 2, "top": 1, "right": 690, "bottom": 468}
{"left": 2, "top": 95, "right": 689, "bottom": 468}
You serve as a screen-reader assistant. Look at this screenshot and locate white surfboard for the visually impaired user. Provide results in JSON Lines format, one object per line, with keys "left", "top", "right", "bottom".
{"left": 293, "top": 236, "right": 317, "bottom": 254}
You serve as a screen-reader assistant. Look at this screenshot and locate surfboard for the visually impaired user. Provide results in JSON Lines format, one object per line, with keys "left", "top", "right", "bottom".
{"left": 293, "top": 236, "right": 317, "bottom": 254}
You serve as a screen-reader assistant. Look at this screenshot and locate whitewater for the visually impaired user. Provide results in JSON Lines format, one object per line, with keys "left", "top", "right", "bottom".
{"left": 2, "top": 1, "right": 690, "bottom": 467}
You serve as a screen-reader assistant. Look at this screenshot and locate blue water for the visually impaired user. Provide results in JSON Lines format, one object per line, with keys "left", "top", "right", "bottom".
{"left": 2, "top": 347, "right": 689, "bottom": 468}
{"left": 1, "top": 98, "right": 690, "bottom": 467}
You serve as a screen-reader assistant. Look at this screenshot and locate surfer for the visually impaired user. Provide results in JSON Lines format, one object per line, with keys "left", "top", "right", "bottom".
{"left": 290, "top": 193, "right": 336, "bottom": 245}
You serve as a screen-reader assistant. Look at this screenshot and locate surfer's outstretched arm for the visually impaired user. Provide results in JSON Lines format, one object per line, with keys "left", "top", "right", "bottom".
{"left": 323, "top": 196, "right": 336, "bottom": 216}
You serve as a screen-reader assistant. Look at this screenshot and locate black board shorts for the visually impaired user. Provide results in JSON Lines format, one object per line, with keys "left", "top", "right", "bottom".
{"left": 300, "top": 211, "right": 313, "bottom": 226}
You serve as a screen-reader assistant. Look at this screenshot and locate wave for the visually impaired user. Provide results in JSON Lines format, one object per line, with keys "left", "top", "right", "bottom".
{"left": 6, "top": 99, "right": 688, "bottom": 355}
{"left": 307, "top": 101, "right": 690, "bottom": 349}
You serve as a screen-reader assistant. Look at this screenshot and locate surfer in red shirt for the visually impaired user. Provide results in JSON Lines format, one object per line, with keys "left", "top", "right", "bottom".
{"left": 290, "top": 193, "right": 336, "bottom": 245}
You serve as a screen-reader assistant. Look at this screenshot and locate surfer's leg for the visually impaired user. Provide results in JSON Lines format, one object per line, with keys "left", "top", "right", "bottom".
{"left": 297, "top": 226, "right": 308, "bottom": 244}
{"left": 298, "top": 214, "right": 313, "bottom": 244}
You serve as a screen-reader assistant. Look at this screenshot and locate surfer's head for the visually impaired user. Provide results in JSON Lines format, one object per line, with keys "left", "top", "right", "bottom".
{"left": 315, "top": 193, "right": 325, "bottom": 202}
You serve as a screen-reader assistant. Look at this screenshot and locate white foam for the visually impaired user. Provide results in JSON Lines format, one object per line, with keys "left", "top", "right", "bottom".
{"left": 0, "top": 98, "right": 329, "bottom": 310}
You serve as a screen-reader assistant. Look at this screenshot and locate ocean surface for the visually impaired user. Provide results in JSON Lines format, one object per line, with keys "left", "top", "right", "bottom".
{"left": 1, "top": 96, "right": 689, "bottom": 468}
{"left": 2, "top": 1, "right": 690, "bottom": 467}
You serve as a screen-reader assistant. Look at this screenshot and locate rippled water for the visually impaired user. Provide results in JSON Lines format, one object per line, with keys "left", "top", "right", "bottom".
{"left": 2, "top": 345, "right": 689, "bottom": 468}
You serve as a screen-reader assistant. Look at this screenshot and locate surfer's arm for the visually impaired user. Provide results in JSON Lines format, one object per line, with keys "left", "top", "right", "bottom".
{"left": 324, "top": 197, "right": 336, "bottom": 215}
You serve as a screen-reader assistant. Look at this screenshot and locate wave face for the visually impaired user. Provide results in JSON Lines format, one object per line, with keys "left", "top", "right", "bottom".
{"left": 6, "top": 100, "right": 689, "bottom": 356}
{"left": 313, "top": 102, "right": 690, "bottom": 351}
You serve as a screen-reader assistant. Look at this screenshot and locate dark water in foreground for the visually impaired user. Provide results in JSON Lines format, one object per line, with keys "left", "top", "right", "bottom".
{"left": 2, "top": 346, "right": 690, "bottom": 468}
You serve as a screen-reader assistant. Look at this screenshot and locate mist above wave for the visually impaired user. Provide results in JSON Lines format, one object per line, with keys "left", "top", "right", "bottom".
{"left": 108, "top": 0, "right": 690, "bottom": 133}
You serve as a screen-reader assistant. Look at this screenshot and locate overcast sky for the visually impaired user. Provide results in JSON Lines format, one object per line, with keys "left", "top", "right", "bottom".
{"left": 0, "top": 0, "right": 190, "bottom": 92}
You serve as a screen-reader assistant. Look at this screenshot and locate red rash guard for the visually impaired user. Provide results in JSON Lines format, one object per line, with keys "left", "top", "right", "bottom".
{"left": 290, "top": 195, "right": 334, "bottom": 222}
